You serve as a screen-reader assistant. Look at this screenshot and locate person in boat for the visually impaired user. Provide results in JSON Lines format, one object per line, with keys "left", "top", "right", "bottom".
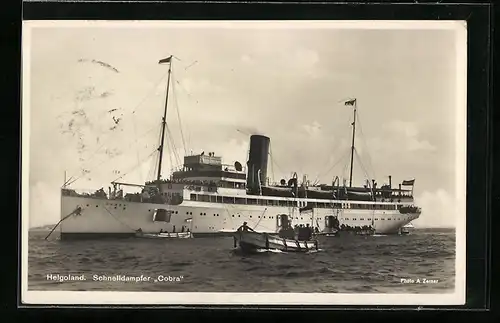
{"left": 173, "top": 225, "right": 176, "bottom": 233}
{"left": 237, "top": 222, "right": 255, "bottom": 232}
{"left": 136, "top": 228, "right": 143, "bottom": 234}
{"left": 297, "top": 224, "right": 306, "bottom": 241}
{"left": 181, "top": 226, "right": 185, "bottom": 233}
{"left": 159, "top": 229, "right": 164, "bottom": 233}
{"left": 278, "top": 223, "right": 295, "bottom": 239}
{"left": 305, "top": 224, "right": 313, "bottom": 240}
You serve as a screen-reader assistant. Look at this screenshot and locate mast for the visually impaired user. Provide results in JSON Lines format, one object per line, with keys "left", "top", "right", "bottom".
{"left": 348, "top": 98, "right": 357, "bottom": 187}
{"left": 156, "top": 55, "right": 173, "bottom": 182}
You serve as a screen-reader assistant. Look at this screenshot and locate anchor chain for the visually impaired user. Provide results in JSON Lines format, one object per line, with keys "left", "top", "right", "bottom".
{"left": 45, "top": 206, "right": 83, "bottom": 240}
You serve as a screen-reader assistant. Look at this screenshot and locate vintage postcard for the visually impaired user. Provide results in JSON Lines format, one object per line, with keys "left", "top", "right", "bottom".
{"left": 21, "top": 20, "right": 467, "bottom": 305}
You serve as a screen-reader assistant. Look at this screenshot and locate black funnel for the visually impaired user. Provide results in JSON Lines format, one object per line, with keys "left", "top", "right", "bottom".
{"left": 246, "top": 135, "right": 270, "bottom": 193}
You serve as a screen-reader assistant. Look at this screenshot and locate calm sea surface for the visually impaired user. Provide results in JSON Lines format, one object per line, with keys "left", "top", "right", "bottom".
{"left": 28, "top": 229, "right": 455, "bottom": 293}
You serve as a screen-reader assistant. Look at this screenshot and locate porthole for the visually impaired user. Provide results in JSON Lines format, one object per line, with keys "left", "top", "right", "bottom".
{"left": 96, "top": 205, "right": 98, "bottom": 207}
{"left": 86, "top": 204, "right": 89, "bottom": 207}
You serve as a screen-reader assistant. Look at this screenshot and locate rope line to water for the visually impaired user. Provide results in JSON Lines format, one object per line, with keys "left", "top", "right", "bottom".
{"left": 102, "top": 205, "right": 137, "bottom": 232}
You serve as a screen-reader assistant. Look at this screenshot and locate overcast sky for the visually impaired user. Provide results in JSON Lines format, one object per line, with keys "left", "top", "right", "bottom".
{"left": 24, "top": 21, "right": 466, "bottom": 228}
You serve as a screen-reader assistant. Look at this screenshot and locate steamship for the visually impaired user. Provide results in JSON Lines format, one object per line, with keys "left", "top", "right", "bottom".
{"left": 56, "top": 56, "right": 421, "bottom": 240}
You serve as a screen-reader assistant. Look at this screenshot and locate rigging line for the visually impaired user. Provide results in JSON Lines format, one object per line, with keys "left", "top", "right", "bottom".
{"left": 269, "top": 142, "right": 275, "bottom": 184}
{"left": 144, "top": 125, "right": 160, "bottom": 182}
{"left": 130, "top": 70, "right": 171, "bottom": 114}
{"left": 354, "top": 150, "right": 370, "bottom": 183}
{"left": 169, "top": 77, "right": 196, "bottom": 153}
{"left": 172, "top": 75, "right": 199, "bottom": 105}
{"left": 69, "top": 120, "right": 160, "bottom": 174}
{"left": 355, "top": 112, "right": 376, "bottom": 179}
{"left": 342, "top": 151, "right": 350, "bottom": 183}
{"left": 166, "top": 135, "right": 175, "bottom": 175}
{"left": 66, "top": 123, "right": 162, "bottom": 182}
{"left": 269, "top": 150, "right": 286, "bottom": 180}
{"left": 166, "top": 126, "right": 181, "bottom": 166}
{"left": 110, "top": 149, "right": 158, "bottom": 183}
{"left": 102, "top": 205, "right": 137, "bottom": 232}
{"left": 251, "top": 208, "right": 268, "bottom": 230}
{"left": 315, "top": 148, "right": 351, "bottom": 184}
{"left": 166, "top": 125, "right": 182, "bottom": 169}
{"left": 165, "top": 128, "right": 178, "bottom": 172}
{"left": 171, "top": 72, "right": 188, "bottom": 155}
{"left": 66, "top": 144, "right": 156, "bottom": 187}
{"left": 312, "top": 108, "right": 353, "bottom": 184}
{"left": 131, "top": 108, "right": 143, "bottom": 183}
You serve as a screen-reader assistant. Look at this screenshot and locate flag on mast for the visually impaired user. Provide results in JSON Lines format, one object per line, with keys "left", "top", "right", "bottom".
{"left": 158, "top": 56, "right": 172, "bottom": 64}
{"left": 345, "top": 98, "right": 356, "bottom": 106}
{"left": 402, "top": 179, "right": 415, "bottom": 186}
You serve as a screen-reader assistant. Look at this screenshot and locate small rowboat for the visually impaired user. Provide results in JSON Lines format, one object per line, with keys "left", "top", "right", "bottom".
{"left": 135, "top": 232, "right": 192, "bottom": 239}
{"left": 232, "top": 231, "right": 319, "bottom": 253}
{"left": 399, "top": 223, "right": 414, "bottom": 235}
{"left": 314, "top": 230, "right": 338, "bottom": 237}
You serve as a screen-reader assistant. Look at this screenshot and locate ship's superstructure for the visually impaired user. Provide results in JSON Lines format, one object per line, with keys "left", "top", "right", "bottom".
{"left": 57, "top": 56, "right": 421, "bottom": 240}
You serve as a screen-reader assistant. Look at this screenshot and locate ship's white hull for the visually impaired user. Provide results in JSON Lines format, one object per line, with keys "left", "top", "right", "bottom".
{"left": 59, "top": 195, "right": 420, "bottom": 239}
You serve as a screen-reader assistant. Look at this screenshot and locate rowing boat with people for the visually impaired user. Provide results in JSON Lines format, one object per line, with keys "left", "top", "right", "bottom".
{"left": 228, "top": 222, "right": 319, "bottom": 252}
{"left": 232, "top": 230, "right": 319, "bottom": 252}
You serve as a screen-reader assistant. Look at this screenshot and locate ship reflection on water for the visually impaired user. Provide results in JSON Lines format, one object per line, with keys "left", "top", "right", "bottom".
{"left": 28, "top": 228, "right": 455, "bottom": 293}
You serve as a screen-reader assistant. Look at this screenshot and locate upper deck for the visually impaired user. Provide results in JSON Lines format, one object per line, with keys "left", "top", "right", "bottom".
{"left": 170, "top": 153, "right": 246, "bottom": 182}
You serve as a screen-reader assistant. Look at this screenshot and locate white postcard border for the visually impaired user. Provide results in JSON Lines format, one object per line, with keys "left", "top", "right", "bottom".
{"left": 21, "top": 20, "right": 467, "bottom": 306}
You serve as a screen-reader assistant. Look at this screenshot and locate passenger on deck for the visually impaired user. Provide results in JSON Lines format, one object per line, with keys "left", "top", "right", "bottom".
{"left": 237, "top": 222, "right": 255, "bottom": 232}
